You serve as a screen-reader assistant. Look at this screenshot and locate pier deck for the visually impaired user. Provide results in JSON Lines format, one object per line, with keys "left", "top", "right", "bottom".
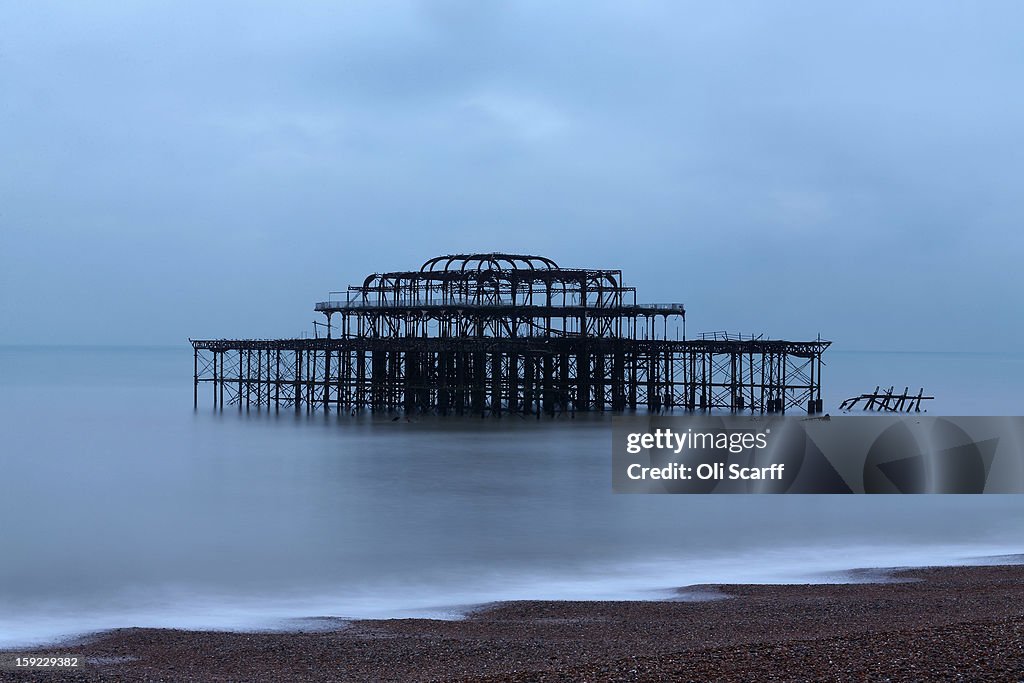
{"left": 191, "top": 253, "right": 829, "bottom": 415}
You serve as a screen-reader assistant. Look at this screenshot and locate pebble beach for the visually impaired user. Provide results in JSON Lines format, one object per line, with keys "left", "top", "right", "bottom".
{"left": 4, "top": 564, "right": 1024, "bottom": 682}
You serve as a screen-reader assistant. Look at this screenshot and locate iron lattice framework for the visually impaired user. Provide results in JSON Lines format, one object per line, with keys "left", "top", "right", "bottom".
{"left": 191, "top": 253, "right": 830, "bottom": 416}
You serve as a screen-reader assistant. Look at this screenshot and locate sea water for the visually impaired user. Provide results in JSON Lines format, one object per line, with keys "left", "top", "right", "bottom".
{"left": 0, "top": 346, "right": 1021, "bottom": 647}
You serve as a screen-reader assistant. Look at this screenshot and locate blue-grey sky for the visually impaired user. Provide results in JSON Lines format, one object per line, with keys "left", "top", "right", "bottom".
{"left": 1, "top": 2, "right": 1021, "bottom": 350}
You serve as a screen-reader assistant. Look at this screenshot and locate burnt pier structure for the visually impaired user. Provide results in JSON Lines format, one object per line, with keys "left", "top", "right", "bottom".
{"left": 191, "top": 254, "right": 830, "bottom": 416}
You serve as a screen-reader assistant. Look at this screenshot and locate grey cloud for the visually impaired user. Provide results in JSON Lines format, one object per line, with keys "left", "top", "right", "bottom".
{"left": 0, "top": 1, "right": 1021, "bottom": 349}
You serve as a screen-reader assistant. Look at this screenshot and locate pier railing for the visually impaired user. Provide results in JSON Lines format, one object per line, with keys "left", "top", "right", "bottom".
{"left": 193, "top": 252, "right": 827, "bottom": 416}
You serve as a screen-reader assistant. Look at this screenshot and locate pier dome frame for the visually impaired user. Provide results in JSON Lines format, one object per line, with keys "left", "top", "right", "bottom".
{"left": 192, "top": 253, "right": 829, "bottom": 416}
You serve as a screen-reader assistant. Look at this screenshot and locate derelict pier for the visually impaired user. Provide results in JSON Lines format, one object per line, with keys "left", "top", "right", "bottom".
{"left": 190, "top": 253, "right": 830, "bottom": 416}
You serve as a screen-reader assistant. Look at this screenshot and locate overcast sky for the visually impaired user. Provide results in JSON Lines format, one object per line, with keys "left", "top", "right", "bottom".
{"left": 1, "top": 1, "right": 1021, "bottom": 350}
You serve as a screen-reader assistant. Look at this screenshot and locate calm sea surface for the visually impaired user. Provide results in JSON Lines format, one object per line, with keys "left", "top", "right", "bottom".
{"left": 1, "top": 346, "right": 1022, "bottom": 647}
